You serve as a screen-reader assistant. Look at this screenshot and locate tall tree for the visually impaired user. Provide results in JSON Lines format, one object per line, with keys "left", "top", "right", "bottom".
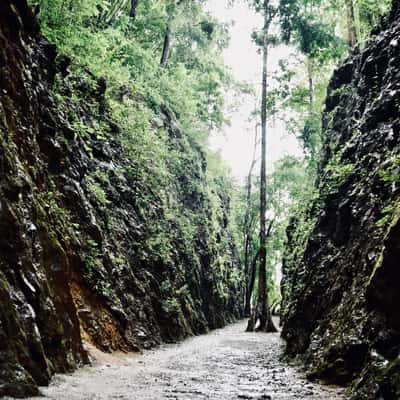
{"left": 278, "top": 0, "right": 345, "bottom": 166}
{"left": 247, "top": 0, "right": 277, "bottom": 333}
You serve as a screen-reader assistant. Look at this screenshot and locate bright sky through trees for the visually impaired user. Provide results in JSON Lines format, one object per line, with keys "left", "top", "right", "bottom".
{"left": 206, "top": 0, "right": 303, "bottom": 184}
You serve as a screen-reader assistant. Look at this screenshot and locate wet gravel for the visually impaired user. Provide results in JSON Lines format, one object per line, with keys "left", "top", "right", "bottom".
{"left": 23, "top": 320, "right": 347, "bottom": 399}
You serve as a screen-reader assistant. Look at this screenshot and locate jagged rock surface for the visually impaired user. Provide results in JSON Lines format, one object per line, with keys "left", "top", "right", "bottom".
{"left": 0, "top": 1, "right": 244, "bottom": 397}
{"left": 281, "top": 2, "right": 400, "bottom": 399}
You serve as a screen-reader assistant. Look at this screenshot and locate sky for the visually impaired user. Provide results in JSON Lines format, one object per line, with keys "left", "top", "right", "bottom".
{"left": 205, "top": 0, "right": 303, "bottom": 184}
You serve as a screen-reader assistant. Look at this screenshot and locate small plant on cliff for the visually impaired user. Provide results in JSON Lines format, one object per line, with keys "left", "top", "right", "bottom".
{"left": 87, "top": 179, "right": 110, "bottom": 207}
{"left": 378, "top": 156, "right": 400, "bottom": 188}
{"left": 376, "top": 202, "right": 400, "bottom": 228}
{"left": 84, "top": 239, "right": 101, "bottom": 281}
{"left": 322, "top": 152, "right": 355, "bottom": 193}
{"left": 37, "top": 190, "right": 72, "bottom": 225}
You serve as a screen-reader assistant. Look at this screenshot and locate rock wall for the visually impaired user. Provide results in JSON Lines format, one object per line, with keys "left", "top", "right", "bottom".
{"left": 281, "top": 1, "right": 400, "bottom": 398}
{"left": 0, "top": 0, "right": 244, "bottom": 396}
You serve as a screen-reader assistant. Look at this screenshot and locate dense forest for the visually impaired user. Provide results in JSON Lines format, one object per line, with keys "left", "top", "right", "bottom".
{"left": 0, "top": 0, "right": 399, "bottom": 399}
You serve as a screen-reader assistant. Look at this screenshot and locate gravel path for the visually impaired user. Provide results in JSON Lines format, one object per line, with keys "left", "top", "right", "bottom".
{"left": 22, "top": 320, "right": 346, "bottom": 400}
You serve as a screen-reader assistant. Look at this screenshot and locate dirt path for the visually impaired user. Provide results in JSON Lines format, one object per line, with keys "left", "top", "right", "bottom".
{"left": 22, "top": 321, "right": 346, "bottom": 400}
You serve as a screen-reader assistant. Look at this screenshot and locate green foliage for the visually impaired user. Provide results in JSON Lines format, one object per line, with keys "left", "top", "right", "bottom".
{"left": 370, "top": 199, "right": 400, "bottom": 283}
{"left": 37, "top": 190, "right": 72, "bottom": 224}
{"left": 279, "top": 0, "right": 391, "bottom": 54}
{"left": 376, "top": 204, "right": 397, "bottom": 227}
{"left": 33, "top": 0, "right": 239, "bottom": 143}
{"left": 279, "top": 0, "right": 345, "bottom": 62}
{"left": 87, "top": 180, "right": 110, "bottom": 207}
{"left": 354, "top": 0, "right": 392, "bottom": 44}
{"left": 378, "top": 156, "right": 400, "bottom": 187}
{"left": 33, "top": 0, "right": 395, "bottom": 325}
{"left": 235, "top": 154, "right": 316, "bottom": 307}
{"left": 322, "top": 154, "right": 355, "bottom": 192}
{"left": 30, "top": 0, "right": 246, "bottom": 321}
{"left": 84, "top": 239, "right": 101, "bottom": 280}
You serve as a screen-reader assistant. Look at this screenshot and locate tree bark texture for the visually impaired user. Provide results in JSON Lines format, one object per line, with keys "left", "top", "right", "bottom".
{"left": 160, "top": 13, "right": 173, "bottom": 68}
{"left": 249, "top": 0, "right": 277, "bottom": 333}
{"left": 345, "top": 0, "right": 358, "bottom": 51}
{"left": 130, "top": 0, "right": 139, "bottom": 19}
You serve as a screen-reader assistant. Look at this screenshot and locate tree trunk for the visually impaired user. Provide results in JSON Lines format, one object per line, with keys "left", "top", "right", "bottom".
{"left": 246, "top": 220, "right": 274, "bottom": 332}
{"left": 244, "top": 227, "right": 252, "bottom": 316}
{"left": 160, "top": 1, "right": 185, "bottom": 68}
{"left": 257, "top": 10, "right": 270, "bottom": 332}
{"left": 307, "top": 57, "right": 314, "bottom": 114}
{"left": 244, "top": 124, "right": 259, "bottom": 317}
{"left": 130, "top": 0, "right": 139, "bottom": 19}
{"left": 160, "top": 13, "right": 173, "bottom": 68}
{"left": 245, "top": 248, "right": 259, "bottom": 321}
{"left": 345, "top": 0, "right": 358, "bottom": 52}
{"left": 247, "top": 1, "right": 277, "bottom": 333}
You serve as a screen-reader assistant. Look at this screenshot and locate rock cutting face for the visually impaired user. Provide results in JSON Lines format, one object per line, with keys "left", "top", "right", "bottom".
{"left": 0, "top": 0, "right": 244, "bottom": 397}
{"left": 281, "top": 2, "right": 400, "bottom": 398}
